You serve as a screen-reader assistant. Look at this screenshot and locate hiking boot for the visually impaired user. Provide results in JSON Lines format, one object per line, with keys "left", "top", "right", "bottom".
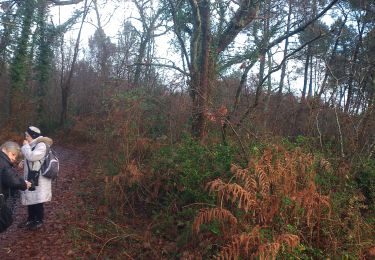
{"left": 17, "top": 220, "right": 35, "bottom": 228}
{"left": 28, "top": 220, "right": 43, "bottom": 230}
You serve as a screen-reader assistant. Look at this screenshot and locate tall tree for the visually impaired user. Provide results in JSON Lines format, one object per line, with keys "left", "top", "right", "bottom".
{"left": 277, "top": 0, "right": 293, "bottom": 100}
{"left": 9, "top": 0, "right": 36, "bottom": 116}
{"left": 164, "top": 0, "right": 339, "bottom": 140}
{"left": 113, "top": 20, "right": 139, "bottom": 81}
{"left": 59, "top": 0, "right": 89, "bottom": 125}
{"left": 164, "top": 0, "right": 261, "bottom": 139}
{"left": 34, "top": 0, "right": 50, "bottom": 122}
{"left": 0, "top": 1, "right": 18, "bottom": 120}
{"left": 133, "top": 0, "right": 164, "bottom": 88}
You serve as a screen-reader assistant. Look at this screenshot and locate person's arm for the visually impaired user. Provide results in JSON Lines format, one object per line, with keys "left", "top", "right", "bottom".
{"left": 21, "top": 142, "right": 46, "bottom": 162}
{"left": 1, "top": 167, "right": 28, "bottom": 191}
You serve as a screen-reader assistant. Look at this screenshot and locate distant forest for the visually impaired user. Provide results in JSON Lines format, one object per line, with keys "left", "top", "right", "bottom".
{"left": 0, "top": 0, "right": 374, "bottom": 258}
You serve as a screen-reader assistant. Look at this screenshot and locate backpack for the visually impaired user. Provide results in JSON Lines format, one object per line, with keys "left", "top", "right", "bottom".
{"left": 40, "top": 145, "right": 59, "bottom": 180}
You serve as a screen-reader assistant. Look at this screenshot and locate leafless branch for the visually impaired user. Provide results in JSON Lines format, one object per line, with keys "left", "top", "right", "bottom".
{"left": 334, "top": 106, "right": 345, "bottom": 158}
{"left": 49, "top": 0, "right": 84, "bottom": 5}
{"left": 266, "top": 0, "right": 340, "bottom": 52}
{"left": 131, "top": 61, "right": 189, "bottom": 76}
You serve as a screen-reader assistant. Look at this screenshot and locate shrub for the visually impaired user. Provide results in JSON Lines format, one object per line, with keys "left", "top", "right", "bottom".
{"left": 192, "top": 145, "right": 332, "bottom": 258}
{"left": 355, "top": 158, "right": 375, "bottom": 211}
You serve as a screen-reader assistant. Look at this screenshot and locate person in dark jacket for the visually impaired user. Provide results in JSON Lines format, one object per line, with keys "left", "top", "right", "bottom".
{"left": 0, "top": 141, "right": 31, "bottom": 204}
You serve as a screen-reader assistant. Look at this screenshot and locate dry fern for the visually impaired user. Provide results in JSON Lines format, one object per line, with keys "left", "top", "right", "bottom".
{"left": 192, "top": 207, "right": 238, "bottom": 234}
{"left": 217, "top": 226, "right": 261, "bottom": 260}
{"left": 276, "top": 234, "right": 300, "bottom": 248}
{"left": 255, "top": 165, "right": 270, "bottom": 197}
{"left": 197, "top": 146, "right": 331, "bottom": 259}
{"left": 208, "top": 179, "right": 257, "bottom": 213}
{"left": 231, "top": 164, "right": 257, "bottom": 192}
{"left": 126, "top": 160, "right": 144, "bottom": 186}
{"left": 292, "top": 182, "right": 331, "bottom": 228}
{"left": 319, "top": 157, "right": 332, "bottom": 172}
{"left": 258, "top": 242, "right": 281, "bottom": 260}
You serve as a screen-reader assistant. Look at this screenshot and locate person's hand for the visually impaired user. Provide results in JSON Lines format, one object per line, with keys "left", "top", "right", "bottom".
{"left": 18, "top": 160, "right": 24, "bottom": 169}
{"left": 25, "top": 181, "right": 32, "bottom": 189}
{"left": 23, "top": 139, "right": 29, "bottom": 145}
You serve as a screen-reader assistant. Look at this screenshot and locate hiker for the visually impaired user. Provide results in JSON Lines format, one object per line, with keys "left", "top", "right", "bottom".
{"left": 18, "top": 126, "right": 53, "bottom": 230}
{"left": 0, "top": 141, "right": 32, "bottom": 233}
{"left": 0, "top": 141, "right": 32, "bottom": 210}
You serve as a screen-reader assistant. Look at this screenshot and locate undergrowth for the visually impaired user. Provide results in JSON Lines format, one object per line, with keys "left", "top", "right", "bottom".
{"left": 61, "top": 116, "right": 374, "bottom": 259}
{"left": 95, "top": 135, "right": 373, "bottom": 258}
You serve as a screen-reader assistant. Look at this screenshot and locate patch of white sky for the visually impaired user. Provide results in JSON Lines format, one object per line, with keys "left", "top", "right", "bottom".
{"left": 50, "top": 1, "right": 336, "bottom": 95}
{"left": 227, "top": 10, "right": 335, "bottom": 96}
{"left": 50, "top": 1, "right": 132, "bottom": 43}
{"left": 50, "top": 0, "right": 182, "bottom": 86}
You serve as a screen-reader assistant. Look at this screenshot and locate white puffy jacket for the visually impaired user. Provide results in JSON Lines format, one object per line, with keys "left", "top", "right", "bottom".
{"left": 20, "top": 136, "right": 53, "bottom": 205}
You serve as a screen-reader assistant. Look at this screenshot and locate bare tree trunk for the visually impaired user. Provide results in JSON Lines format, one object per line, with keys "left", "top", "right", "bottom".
{"left": 133, "top": 1, "right": 162, "bottom": 87}
{"left": 317, "top": 14, "right": 347, "bottom": 99}
{"left": 263, "top": 50, "right": 273, "bottom": 131}
{"left": 308, "top": 55, "right": 313, "bottom": 98}
{"left": 93, "top": 0, "right": 106, "bottom": 79}
{"left": 278, "top": 0, "right": 292, "bottom": 100}
{"left": 344, "top": 23, "right": 365, "bottom": 113}
{"left": 254, "top": 0, "right": 270, "bottom": 108}
{"left": 302, "top": 50, "right": 310, "bottom": 101}
{"left": 254, "top": 51, "right": 266, "bottom": 107}
{"left": 168, "top": 0, "right": 337, "bottom": 141}
{"left": 190, "top": 1, "right": 212, "bottom": 139}
{"left": 264, "top": 51, "right": 272, "bottom": 114}
{"left": 60, "top": 0, "right": 89, "bottom": 125}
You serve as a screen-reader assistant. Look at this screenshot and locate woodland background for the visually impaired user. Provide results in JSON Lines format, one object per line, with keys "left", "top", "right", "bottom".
{"left": 0, "top": 0, "right": 374, "bottom": 258}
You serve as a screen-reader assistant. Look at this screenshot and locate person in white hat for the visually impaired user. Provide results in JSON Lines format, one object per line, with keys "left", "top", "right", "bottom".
{"left": 18, "top": 126, "right": 53, "bottom": 230}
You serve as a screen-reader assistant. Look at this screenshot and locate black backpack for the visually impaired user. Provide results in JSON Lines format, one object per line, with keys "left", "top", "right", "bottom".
{"left": 40, "top": 145, "right": 59, "bottom": 180}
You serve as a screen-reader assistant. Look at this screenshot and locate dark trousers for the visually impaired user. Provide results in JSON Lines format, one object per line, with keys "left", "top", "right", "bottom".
{"left": 27, "top": 203, "right": 44, "bottom": 222}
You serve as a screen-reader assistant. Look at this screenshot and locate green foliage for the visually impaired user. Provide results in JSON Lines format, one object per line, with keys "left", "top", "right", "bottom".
{"left": 299, "top": 21, "right": 331, "bottom": 53}
{"left": 38, "top": 119, "right": 60, "bottom": 135}
{"left": 355, "top": 158, "right": 375, "bottom": 211}
{"left": 152, "top": 135, "right": 235, "bottom": 207}
{"left": 287, "top": 244, "right": 325, "bottom": 259}
{"left": 148, "top": 135, "right": 237, "bottom": 249}
{"left": 10, "top": 0, "right": 36, "bottom": 91}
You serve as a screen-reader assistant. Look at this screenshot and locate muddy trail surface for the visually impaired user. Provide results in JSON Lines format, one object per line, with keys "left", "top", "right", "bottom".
{"left": 0, "top": 145, "right": 88, "bottom": 260}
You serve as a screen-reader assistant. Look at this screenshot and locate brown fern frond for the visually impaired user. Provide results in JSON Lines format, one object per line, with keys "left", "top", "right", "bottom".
{"left": 258, "top": 242, "right": 280, "bottom": 260}
{"left": 315, "top": 192, "right": 331, "bottom": 210}
{"left": 293, "top": 182, "right": 331, "bottom": 227}
{"left": 230, "top": 164, "right": 241, "bottom": 174}
{"left": 276, "top": 234, "right": 300, "bottom": 249}
{"left": 247, "top": 158, "right": 257, "bottom": 171}
{"left": 192, "top": 207, "right": 238, "bottom": 234}
{"left": 208, "top": 179, "right": 257, "bottom": 213}
{"left": 232, "top": 167, "right": 257, "bottom": 192}
{"left": 126, "top": 160, "right": 144, "bottom": 186}
{"left": 223, "top": 183, "right": 257, "bottom": 212}
{"left": 180, "top": 251, "right": 203, "bottom": 260}
{"left": 258, "top": 196, "right": 281, "bottom": 224}
{"left": 261, "top": 148, "right": 273, "bottom": 168}
{"left": 207, "top": 178, "right": 227, "bottom": 193}
{"left": 217, "top": 237, "right": 241, "bottom": 260}
{"left": 218, "top": 231, "right": 260, "bottom": 260}
{"left": 255, "top": 165, "right": 270, "bottom": 196}
{"left": 319, "top": 157, "right": 332, "bottom": 172}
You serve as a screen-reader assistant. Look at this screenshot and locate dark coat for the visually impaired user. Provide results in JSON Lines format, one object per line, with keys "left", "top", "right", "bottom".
{"left": 0, "top": 151, "right": 27, "bottom": 199}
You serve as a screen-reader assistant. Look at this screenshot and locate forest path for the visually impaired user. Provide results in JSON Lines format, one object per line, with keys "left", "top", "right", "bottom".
{"left": 0, "top": 145, "right": 88, "bottom": 259}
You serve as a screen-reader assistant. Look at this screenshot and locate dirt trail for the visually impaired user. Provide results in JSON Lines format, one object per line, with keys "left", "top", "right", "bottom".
{"left": 0, "top": 145, "right": 88, "bottom": 260}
